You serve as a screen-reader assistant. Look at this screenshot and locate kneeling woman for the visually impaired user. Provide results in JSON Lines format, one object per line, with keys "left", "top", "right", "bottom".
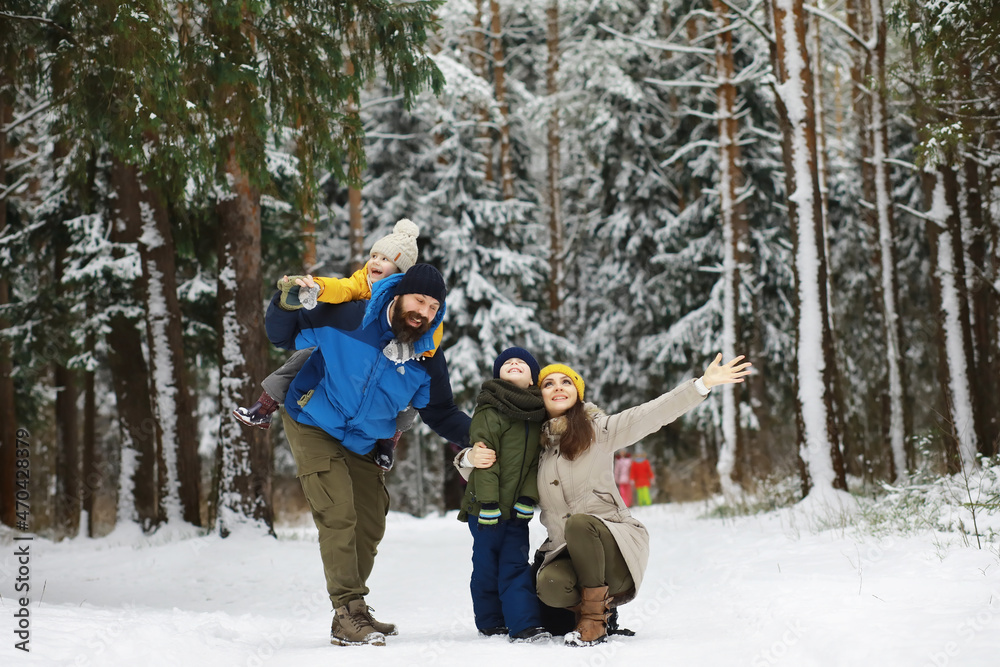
{"left": 531, "top": 354, "right": 750, "bottom": 646}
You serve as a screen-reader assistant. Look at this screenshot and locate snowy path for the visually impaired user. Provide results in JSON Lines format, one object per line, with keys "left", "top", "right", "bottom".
{"left": 2, "top": 502, "right": 998, "bottom": 666}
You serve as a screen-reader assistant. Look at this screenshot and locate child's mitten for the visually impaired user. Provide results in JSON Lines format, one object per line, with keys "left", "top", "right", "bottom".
{"left": 276, "top": 276, "right": 307, "bottom": 310}
{"left": 513, "top": 497, "right": 535, "bottom": 521}
{"left": 478, "top": 503, "right": 501, "bottom": 528}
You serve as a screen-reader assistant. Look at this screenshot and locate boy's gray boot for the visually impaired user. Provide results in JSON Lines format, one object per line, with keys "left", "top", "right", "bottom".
{"left": 330, "top": 599, "right": 386, "bottom": 646}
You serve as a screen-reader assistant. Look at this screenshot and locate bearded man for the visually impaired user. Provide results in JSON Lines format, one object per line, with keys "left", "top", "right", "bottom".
{"left": 265, "top": 263, "right": 470, "bottom": 647}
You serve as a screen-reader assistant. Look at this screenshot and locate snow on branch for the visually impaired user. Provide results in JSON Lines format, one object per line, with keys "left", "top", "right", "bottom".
{"left": 4, "top": 150, "right": 41, "bottom": 172}
{"left": 645, "top": 77, "right": 718, "bottom": 89}
{"left": 0, "top": 11, "right": 75, "bottom": 42}
{"left": 598, "top": 22, "right": 715, "bottom": 56}
{"left": 897, "top": 202, "right": 944, "bottom": 226}
{"left": 883, "top": 157, "right": 919, "bottom": 173}
{"left": 803, "top": 3, "right": 870, "bottom": 51}
{"left": 731, "top": 52, "right": 772, "bottom": 85}
{"left": 714, "top": 0, "right": 774, "bottom": 44}
{"left": 660, "top": 140, "right": 719, "bottom": 168}
{"left": 0, "top": 173, "right": 30, "bottom": 201}
{"left": 1, "top": 100, "right": 52, "bottom": 134}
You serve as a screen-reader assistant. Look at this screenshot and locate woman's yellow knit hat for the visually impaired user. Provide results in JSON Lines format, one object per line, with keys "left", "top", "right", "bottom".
{"left": 538, "top": 363, "right": 585, "bottom": 401}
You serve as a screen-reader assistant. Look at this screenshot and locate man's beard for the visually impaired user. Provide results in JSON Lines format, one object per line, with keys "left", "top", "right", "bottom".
{"left": 390, "top": 300, "right": 433, "bottom": 344}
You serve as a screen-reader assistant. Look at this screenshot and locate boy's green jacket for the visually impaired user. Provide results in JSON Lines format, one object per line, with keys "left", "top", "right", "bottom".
{"left": 458, "top": 379, "right": 546, "bottom": 521}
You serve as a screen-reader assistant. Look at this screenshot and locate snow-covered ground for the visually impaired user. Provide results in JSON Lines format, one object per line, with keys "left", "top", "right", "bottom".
{"left": 2, "top": 501, "right": 999, "bottom": 667}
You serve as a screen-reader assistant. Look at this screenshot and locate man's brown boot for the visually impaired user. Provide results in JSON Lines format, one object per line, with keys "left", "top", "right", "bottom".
{"left": 358, "top": 600, "right": 398, "bottom": 636}
{"left": 565, "top": 585, "right": 611, "bottom": 646}
{"left": 330, "top": 599, "right": 386, "bottom": 646}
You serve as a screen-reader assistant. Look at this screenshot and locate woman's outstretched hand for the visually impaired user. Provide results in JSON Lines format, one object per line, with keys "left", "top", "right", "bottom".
{"left": 702, "top": 353, "right": 752, "bottom": 389}
{"left": 468, "top": 442, "right": 496, "bottom": 468}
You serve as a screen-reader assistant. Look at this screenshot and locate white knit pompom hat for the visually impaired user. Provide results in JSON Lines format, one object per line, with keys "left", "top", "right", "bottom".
{"left": 370, "top": 219, "right": 420, "bottom": 272}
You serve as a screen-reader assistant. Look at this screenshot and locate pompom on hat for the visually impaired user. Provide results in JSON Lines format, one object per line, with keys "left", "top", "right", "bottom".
{"left": 493, "top": 347, "right": 541, "bottom": 384}
{"left": 393, "top": 263, "right": 447, "bottom": 304}
{"left": 370, "top": 218, "right": 420, "bottom": 272}
{"left": 538, "top": 363, "right": 585, "bottom": 401}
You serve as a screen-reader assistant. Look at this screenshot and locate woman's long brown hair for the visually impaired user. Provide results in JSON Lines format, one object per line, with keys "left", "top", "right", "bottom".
{"left": 557, "top": 401, "right": 596, "bottom": 461}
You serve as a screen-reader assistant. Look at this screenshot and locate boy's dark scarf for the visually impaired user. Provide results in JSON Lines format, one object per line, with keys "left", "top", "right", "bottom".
{"left": 477, "top": 379, "right": 546, "bottom": 422}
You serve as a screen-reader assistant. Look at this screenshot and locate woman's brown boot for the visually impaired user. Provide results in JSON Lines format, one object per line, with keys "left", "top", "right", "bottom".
{"left": 566, "top": 585, "right": 611, "bottom": 646}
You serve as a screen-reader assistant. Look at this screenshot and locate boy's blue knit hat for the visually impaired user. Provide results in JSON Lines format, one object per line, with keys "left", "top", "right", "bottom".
{"left": 493, "top": 347, "right": 541, "bottom": 384}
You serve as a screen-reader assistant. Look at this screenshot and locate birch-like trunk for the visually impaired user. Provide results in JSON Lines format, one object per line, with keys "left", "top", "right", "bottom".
{"left": 770, "top": 0, "right": 847, "bottom": 496}
{"left": 138, "top": 176, "right": 201, "bottom": 526}
{"left": 928, "top": 168, "right": 979, "bottom": 472}
{"left": 490, "top": 0, "right": 514, "bottom": 199}
{"left": 546, "top": 0, "right": 564, "bottom": 333}
{"left": 869, "top": 0, "right": 909, "bottom": 480}
{"left": 214, "top": 143, "right": 274, "bottom": 536}
{"left": 712, "top": 0, "right": 747, "bottom": 496}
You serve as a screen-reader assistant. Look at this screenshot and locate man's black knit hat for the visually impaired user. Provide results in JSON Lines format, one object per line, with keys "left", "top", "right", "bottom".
{"left": 393, "top": 263, "right": 447, "bottom": 304}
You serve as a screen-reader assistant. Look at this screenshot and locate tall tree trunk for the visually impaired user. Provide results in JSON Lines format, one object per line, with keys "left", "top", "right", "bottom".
{"left": 108, "top": 161, "right": 161, "bottom": 531}
{"left": 137, "top": 173, "right": 201, "bottom": 526}
{"left": 214, "top": 143, "right": 273, "bottom": 536}
{"left": 349, "top": 185, "right": 364, "bottom": 273}
{"left": 0, "top": 93, "right": 16, "bottom": 528}
{"left": 53, "top": 216, "right": 81, "bottom": 540}
{"left": 546, "top": 0, "right": 564, "bottom": 334}
{"left": 903, "top": 0, "right": 950, "bottom": 473}
{"left": 82, "top": 298, "right": 97, "bottom": 536}
{"left": 713, "top": 0, "right": 748, "bottom": 495}
{"left": 298, "top": 145, "right": 318, "bottom": 272}
{"left": 490, "top": 0, "right": 514, "bottom": 199}
{"left": 0, "top": 275, "right": 14, "bottom": 529}
{"left": 963, "top": 157, "right": 998, "bottom": 456}
{"left": 812, "top": 1, "right": 851, "bottom": 484}
{"left": 841, "top": 0, "right": 872, "bottom": 480}
{"left": 472, "top": 0, "right": 494, "bottom": 185}
{"left": 343, "top": 60, "right": 366, "bottom": 274}
{"left": 769, "top": 0, "right": 847, "bottom": 496}
{"left": 930, "top": 165, "right": 979, "bottom": 472}
{"left": 869, "top": 0, "right": 909, "bottom": 480}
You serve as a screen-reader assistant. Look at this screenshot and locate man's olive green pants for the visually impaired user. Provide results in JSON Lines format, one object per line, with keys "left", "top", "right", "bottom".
{"left": 282, "top": 414, "right": 390, "bottom": 608}
{"left": 535, "top": 513, "right": 634, "bottom": 608}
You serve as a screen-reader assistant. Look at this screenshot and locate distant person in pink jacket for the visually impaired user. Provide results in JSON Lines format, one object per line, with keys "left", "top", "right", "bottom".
{"left": 614, "top": 452, "right": 633, "bottom": 507}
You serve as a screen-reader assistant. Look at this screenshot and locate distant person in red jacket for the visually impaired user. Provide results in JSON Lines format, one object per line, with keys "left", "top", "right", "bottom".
{"left": 630, "top": 452, "right": 655, "bottom": 506}
{"left": 614, "top": 452, "right": 633, "bottom": 507}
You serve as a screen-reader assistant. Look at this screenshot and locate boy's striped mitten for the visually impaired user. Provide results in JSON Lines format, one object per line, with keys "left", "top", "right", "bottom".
{"left": 513, "top": 497, "right": 534, "bottom": 521}
{"left": 478, "top": 503, "right": 501, "bottom": 528}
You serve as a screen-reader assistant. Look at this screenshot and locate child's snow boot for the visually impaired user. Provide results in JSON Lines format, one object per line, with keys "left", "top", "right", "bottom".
{"left": 232, "top": 392, "right": 278, "bottom": 429}
{"left": 374, "top": 431, "right": 402, "bottom": 471}
{"left": 509, "top": 626, "right": 552, "bottom": 643}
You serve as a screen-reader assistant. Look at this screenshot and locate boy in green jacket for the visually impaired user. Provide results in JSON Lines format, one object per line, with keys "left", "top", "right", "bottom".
{"left": 458, "top": 347, "right": 550, "bottom": 643}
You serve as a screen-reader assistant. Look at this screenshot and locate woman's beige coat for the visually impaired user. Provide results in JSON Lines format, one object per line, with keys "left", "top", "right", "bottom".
{"left": 535, "top": 379, "right": 706, "bottom": 597}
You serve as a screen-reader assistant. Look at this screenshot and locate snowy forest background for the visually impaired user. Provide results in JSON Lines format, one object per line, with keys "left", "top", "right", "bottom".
{"left": 0, "top": 0, "right": 998, "bottom": 540}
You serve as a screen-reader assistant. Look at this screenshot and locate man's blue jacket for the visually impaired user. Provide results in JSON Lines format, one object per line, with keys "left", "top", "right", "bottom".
{"left": 265, "top": 273, "right": 471, "bottom": 454}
